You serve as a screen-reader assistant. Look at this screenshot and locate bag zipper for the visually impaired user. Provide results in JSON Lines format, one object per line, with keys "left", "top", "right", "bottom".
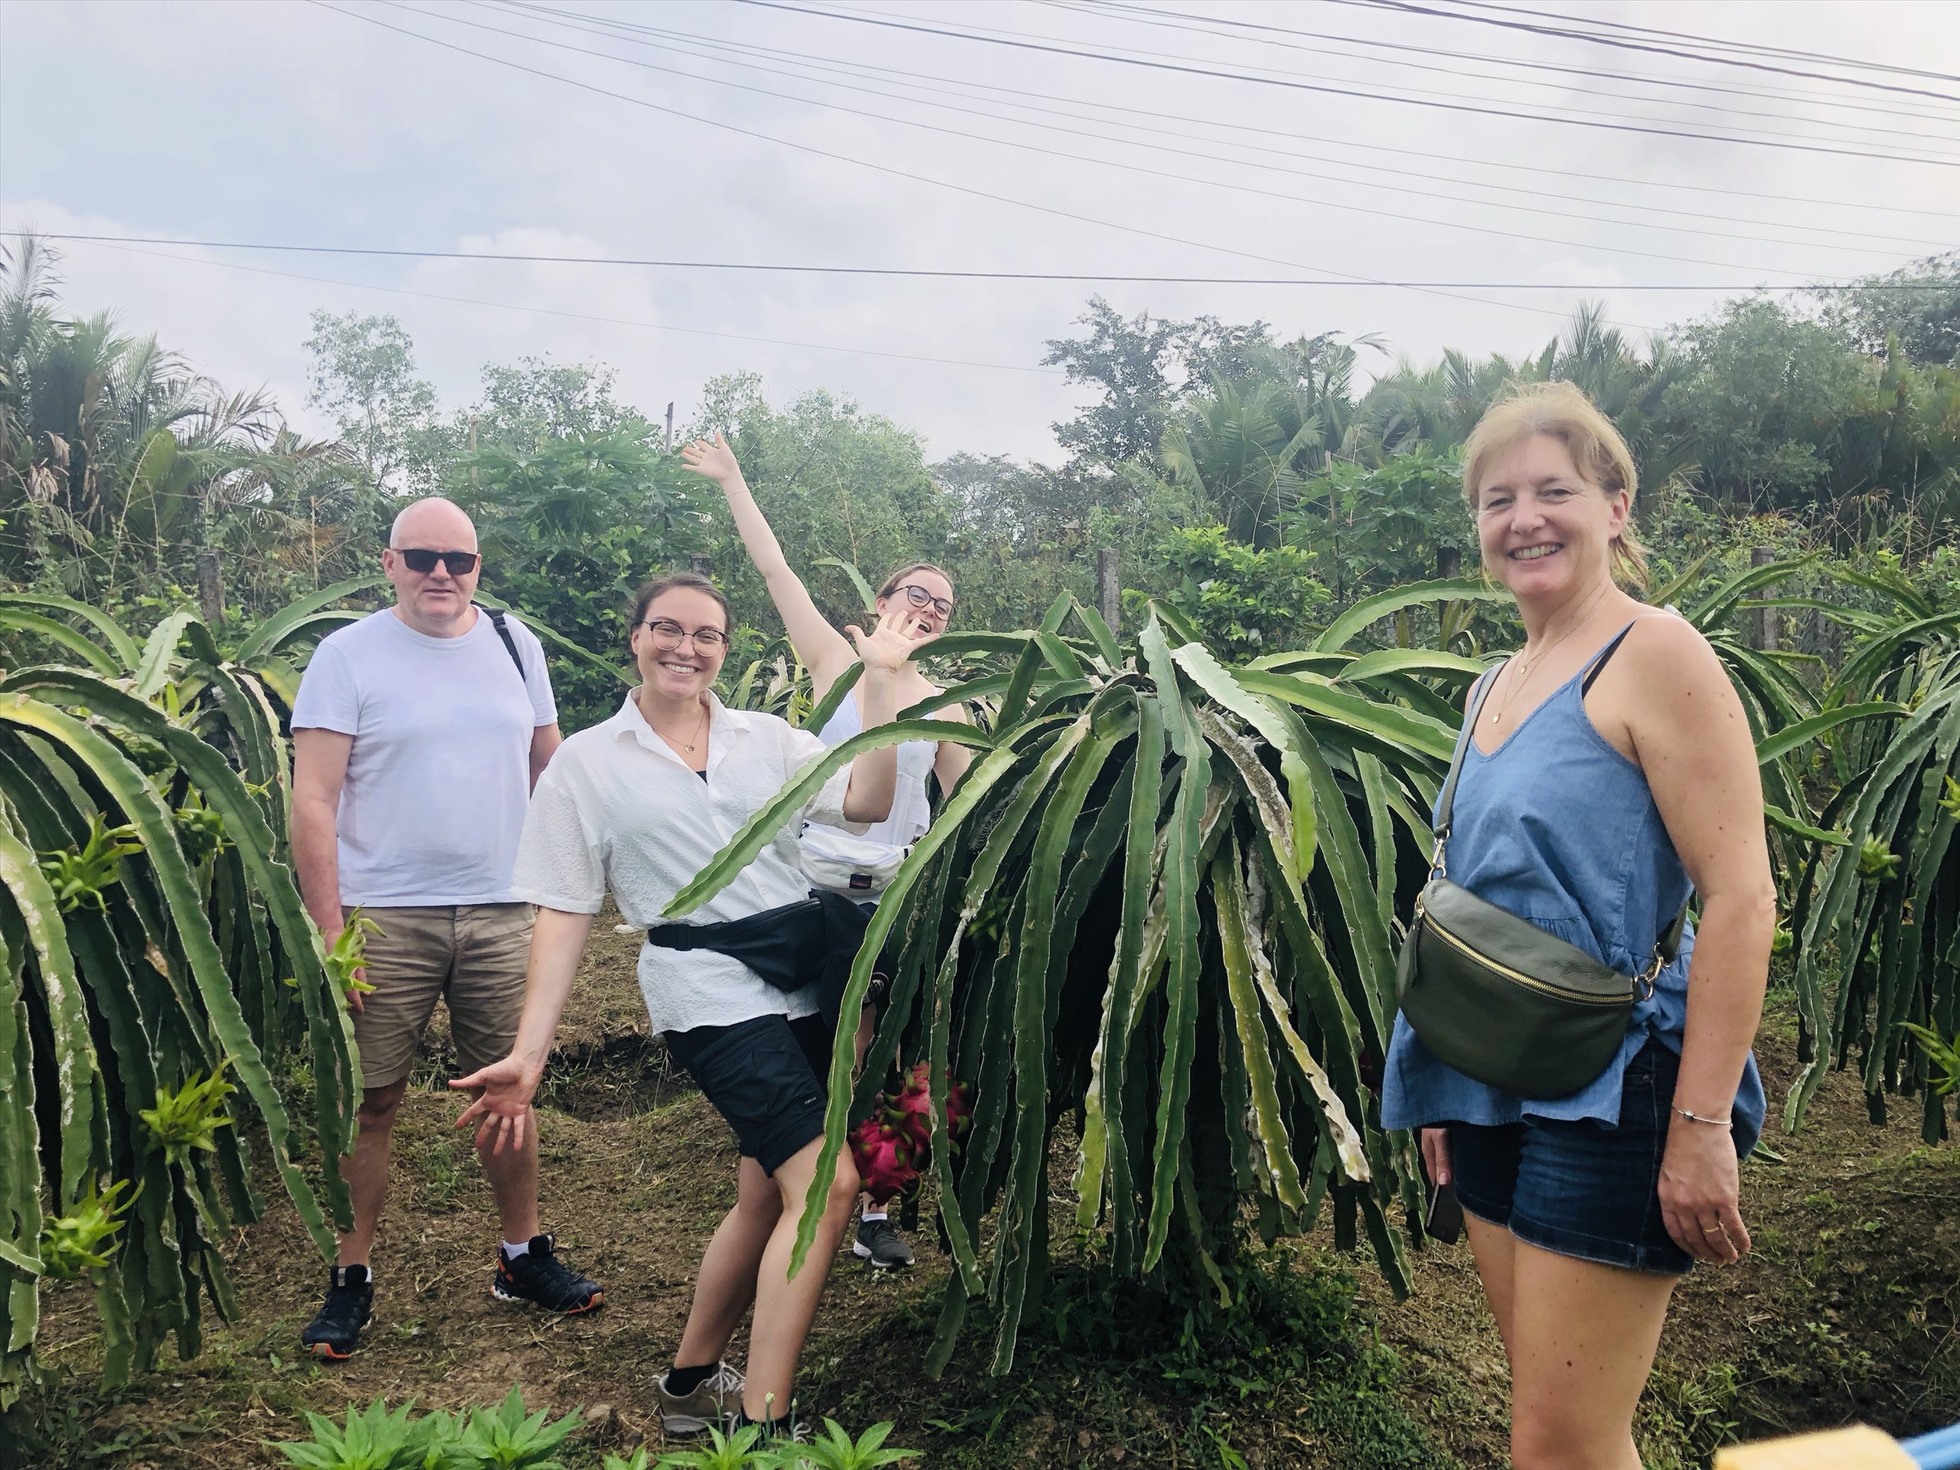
{"left": 1421, "top": 908, "right": 1630, "bottom": 1007}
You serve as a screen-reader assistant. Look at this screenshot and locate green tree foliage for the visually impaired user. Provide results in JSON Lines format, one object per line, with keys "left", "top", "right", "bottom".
{"left": 1141, "top": 525, "right": 1329, "bottom": 656}
{"left": 0, "top": 241, "right": 358, "bottom": 616}
{"left": 451, "top": 412, "right": 701, "bottom": 729}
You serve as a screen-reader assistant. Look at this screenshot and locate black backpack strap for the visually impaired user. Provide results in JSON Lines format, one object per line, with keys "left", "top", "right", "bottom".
{"left": 480, "top": 605, "right": 527, "bottom": 680}
{"left": 1434, "top": 664, "right": 1503, "bottom": 841}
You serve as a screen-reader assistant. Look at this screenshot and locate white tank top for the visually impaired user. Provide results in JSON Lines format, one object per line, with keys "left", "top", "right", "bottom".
{"left": 816, "top": 687, "right": 938, "bottom": 858}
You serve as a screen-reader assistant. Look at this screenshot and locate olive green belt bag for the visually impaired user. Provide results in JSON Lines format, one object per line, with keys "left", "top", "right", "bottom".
{"left": 1395, "top": 672, "right": 1682, "bottom": 1100}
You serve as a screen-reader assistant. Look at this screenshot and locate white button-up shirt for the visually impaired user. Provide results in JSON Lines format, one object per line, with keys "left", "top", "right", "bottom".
{"left": 510, "top": 692, "right": 859, "bottom": 1036}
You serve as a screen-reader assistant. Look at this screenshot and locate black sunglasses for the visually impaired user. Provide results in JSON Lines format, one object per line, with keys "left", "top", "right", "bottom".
{"left": 397, "top": 548, "right": 480, "bottom": 575}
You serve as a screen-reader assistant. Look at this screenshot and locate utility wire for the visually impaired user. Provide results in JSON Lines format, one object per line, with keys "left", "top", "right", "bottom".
{"left": 1441, "top": 0, "right": 1960, "bottom": 83}
{"left": 56, "top": 237, "right": 1065, "bottom": 374}
{"left": 943, "top": 0, "right": 1953, "bottom": 149}
{"left": 20, "top": 232, "right": 1952, "bottom": 291}
{"left": 399, "top": 0, "right": 1927, "bottom": 279}
{"left": 1056, "top": 0, "right": 1960, "bottom": 139}
{"left": 498, "top": 0, "right": 1958, "bottom": 223}
{"left": 304, "top": 0, "right": 1664, "bottom": 329}
{"left": 489, "top": 0, "right": 1952, "bottom": 255}
{"left": 731, "top": 0, "right": 1960, "bottom": 164}
{"left": 1329, "top": 0, "right": 1960, "bottom": 102}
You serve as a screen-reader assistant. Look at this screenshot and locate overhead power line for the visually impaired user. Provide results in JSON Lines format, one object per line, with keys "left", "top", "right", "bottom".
{"left": 485, "top": 0, "right": 1953, "bottom": 256}
{"left": 496, "top": 0, "right": 1958, "bottom": 224}
{"left": 1058, "top": 0, "right": 1960, "bottom": 135}
{"left": 403, "top": 0, "right": 1926, "bottom": 280}
{"left": 1330, "top": 0, "right": 1960, "bottom": 102}
{"left": 48, "top": 237, "right": 1064, "bottom": 374}
{"left": 305, "top": 0, "right": 1666, "bottom": 330}
{"left": 19, "top": 232, "right": 1955, "bottom": 291}
{"left": 1441, "top": 0, "right": 1960, "bottom": 84}
{"left": 733, "top": 0, "right": 1960, "bottom": 163}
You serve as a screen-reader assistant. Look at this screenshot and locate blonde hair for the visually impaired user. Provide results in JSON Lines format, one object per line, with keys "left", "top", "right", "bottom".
{"left": 1461, "top": 380, "right": 1650, "bottom": 589}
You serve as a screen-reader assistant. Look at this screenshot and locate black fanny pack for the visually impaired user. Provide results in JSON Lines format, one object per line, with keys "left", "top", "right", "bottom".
{"left": 1395, "top": 665, "right": 1683, "bottom": 1100}
{"left": 646, "top": 890, "right": 875, "bottom": 1025}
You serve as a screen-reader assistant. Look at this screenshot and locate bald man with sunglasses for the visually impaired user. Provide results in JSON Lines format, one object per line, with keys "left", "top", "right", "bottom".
{"left": 289, "top": 497, "right": 601, "bottom": 1361}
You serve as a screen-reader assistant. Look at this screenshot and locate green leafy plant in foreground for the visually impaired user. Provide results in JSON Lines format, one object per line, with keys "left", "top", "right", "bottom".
{"left": 271, "top": 1398, "right": 915, "bottom": 1470}
{"left": 272, "top": 1398, "right": 444, "bottom": 1470}
{"left": 448, "top": 1386, "right": 583, "bottom": 1470}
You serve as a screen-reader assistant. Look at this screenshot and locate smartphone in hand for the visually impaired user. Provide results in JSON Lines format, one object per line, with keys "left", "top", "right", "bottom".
{"left": 1424, "top": 1180, "right": 1464, "bottom": 1245}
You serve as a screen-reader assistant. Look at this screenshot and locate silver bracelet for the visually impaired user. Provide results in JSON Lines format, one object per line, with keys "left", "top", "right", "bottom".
{"left": 1674, "top": 1107, "right": 1733, "bottom": 1129}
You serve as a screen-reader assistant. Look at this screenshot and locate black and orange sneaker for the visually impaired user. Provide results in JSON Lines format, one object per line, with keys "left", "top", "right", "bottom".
{"left": 301, "top": 1264, "right": 373, "bottom": 1360}
{"left": 491, "top": 1234, "right": 603, "bottom": 1313}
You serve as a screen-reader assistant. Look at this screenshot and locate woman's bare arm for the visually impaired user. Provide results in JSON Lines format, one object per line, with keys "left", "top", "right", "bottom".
{"left": 680, "top": 433, "right": 857, "bottom": 697}
{"left": 1621, "top": 616, "right": 1776, "bottom": 1265}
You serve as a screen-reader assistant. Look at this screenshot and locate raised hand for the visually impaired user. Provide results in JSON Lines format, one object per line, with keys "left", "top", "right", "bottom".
{"left": 679, "top": 431, "right": 743, "bottom": 487}
{"left": 449, "top": 1053, "right": 542, "bottom": 1155}
{"left": 846, "top": 601, "right": 936, "bottom": 679}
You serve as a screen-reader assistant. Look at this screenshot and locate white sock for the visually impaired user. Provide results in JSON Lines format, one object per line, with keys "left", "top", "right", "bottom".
{"left": 502, "top": 1238, "right": 531, "bottom": 1258}
{"left": 861, "top": 1210, "right": 887, "bottom": 1224}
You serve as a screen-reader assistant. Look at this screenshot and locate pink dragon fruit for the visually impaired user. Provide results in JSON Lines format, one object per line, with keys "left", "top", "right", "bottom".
{"left": 850, "top": 1116, "right": 917, "bottom": 1203}
{"left": 849, "top": 1067, "right": 977, "bottom": 1201}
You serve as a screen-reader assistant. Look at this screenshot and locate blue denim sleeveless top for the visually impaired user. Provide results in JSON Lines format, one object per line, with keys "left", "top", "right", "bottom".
{"left": 1380, "top": 624, "right": 1766, "bottom": 1146}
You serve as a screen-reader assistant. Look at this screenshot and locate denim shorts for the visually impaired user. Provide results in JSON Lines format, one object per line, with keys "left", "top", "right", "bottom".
{"left": 1447, "top": 1038, "right": 1696, "bottom": 1275}
{"left": 663, "top": 1013, "right": 834, "bottom": 1177}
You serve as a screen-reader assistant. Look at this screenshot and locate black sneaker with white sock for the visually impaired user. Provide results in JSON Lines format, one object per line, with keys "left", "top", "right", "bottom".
{"left": 301, "top": 1264, "right": 374, "bottom": 1360}
{"left": 492, "top": 1233, "right": 604, "bottom": 1313}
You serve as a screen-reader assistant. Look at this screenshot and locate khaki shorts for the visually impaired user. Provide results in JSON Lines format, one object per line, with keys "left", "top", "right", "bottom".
{"left": 350, "top": 904, "right": 532, "bottom": 1089}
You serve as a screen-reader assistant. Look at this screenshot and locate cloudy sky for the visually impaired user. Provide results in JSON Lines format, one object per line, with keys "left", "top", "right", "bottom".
{"left": 3, "top": 0, "right": 1955, "bottom": 462}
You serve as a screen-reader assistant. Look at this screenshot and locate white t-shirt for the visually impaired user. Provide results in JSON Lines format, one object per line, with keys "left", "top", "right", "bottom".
{"left": 291, "top": 607, "right": 557, "bottom": 907}
{"left": 509, "top": 693, "right": 859, "bottom": 1036}
{"left": 816, "top": 688, "right": 936, "bottom": 859}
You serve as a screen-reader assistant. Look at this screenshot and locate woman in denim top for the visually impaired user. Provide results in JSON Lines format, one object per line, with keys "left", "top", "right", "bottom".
{"left": 1381, "top": 382, "right": 1774, "bottom": 1470}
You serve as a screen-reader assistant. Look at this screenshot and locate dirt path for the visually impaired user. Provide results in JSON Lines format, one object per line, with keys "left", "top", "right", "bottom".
{"left": 8, "top": 920, "right": 1956, "bottom": 1469}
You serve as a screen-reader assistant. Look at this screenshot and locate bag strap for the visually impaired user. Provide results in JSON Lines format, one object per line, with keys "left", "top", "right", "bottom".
{"left": 479, "top": 605, "right": 527, "bottom": 679}
{"left": 1434, "top": 664, "right": 1503, "bottom": 842}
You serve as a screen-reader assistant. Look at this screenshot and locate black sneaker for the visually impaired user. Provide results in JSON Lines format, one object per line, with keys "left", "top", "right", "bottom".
{"left": 491, "top": 1233, "right": 604, "bottom": 1313}
{"left": 853, "top": 1216, "right": 915, "bottom": 1270}
{"left": 301, "top": 1264, "right": 373, "bottom": 1360}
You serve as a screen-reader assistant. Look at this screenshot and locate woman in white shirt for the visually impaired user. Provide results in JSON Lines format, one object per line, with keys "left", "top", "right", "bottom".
{"left": 681, "top": 434, "right": 972, "bottom": 1270}
{"left": 453, "top": 572, "right": 926, "bottom": 1442}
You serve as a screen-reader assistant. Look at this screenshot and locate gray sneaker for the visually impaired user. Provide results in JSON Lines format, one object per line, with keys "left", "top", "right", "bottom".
{"left": 657, "top": 1360, "right": 744, "bottom": 1439}
{"left": 853, "top": 1216, "right": 915, "bottom": 1270}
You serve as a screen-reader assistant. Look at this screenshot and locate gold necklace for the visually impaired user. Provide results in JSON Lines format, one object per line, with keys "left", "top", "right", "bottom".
{"left": 1488, "top": 589, "right": 1610, "bottom": 726}
{"left": 642, "top": 692, "right": 710, "bottom": 755}
{"left": 679, "top": 700, "right": 709, "bottom": 755}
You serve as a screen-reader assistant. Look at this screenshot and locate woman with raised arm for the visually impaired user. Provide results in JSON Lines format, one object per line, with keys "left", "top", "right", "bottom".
{"left": 1382, "top": 381, "right": 1774, "bottom": 1470}
{"left": 682, "top": 432, "right": 970, "bottom": 1270}
{"left": 452, "top": 572, "right": 928, "bottom": 1444}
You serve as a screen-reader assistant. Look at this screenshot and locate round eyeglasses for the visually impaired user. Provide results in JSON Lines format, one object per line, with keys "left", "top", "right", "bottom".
{"left": 895, "top": 584, "right": 954, "bottom": 619}
{"left": 641, "top": 619, "right": 729, "bottom": 652}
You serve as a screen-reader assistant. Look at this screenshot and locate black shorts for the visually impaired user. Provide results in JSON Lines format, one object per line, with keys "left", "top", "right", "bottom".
{"left": 664, "top": 1012, "right": 835, "bottom": 1177}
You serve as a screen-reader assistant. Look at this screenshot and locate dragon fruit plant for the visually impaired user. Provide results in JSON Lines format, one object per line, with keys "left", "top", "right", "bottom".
{"left": 849, "top": 1064, "right": 971, "bottom": 1203}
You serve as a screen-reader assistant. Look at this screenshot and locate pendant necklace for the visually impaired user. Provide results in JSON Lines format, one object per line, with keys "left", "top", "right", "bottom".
{"left": 1489, "top": 586, "right": 1610, "bottom": 726}
{"left": 680, "top": 700, "right": 709, "bottom": 754}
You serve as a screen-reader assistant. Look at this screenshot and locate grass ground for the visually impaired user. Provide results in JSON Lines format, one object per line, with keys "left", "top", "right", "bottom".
{"left": 5, "top": 911, "right": 1956, "bottom": 1469}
